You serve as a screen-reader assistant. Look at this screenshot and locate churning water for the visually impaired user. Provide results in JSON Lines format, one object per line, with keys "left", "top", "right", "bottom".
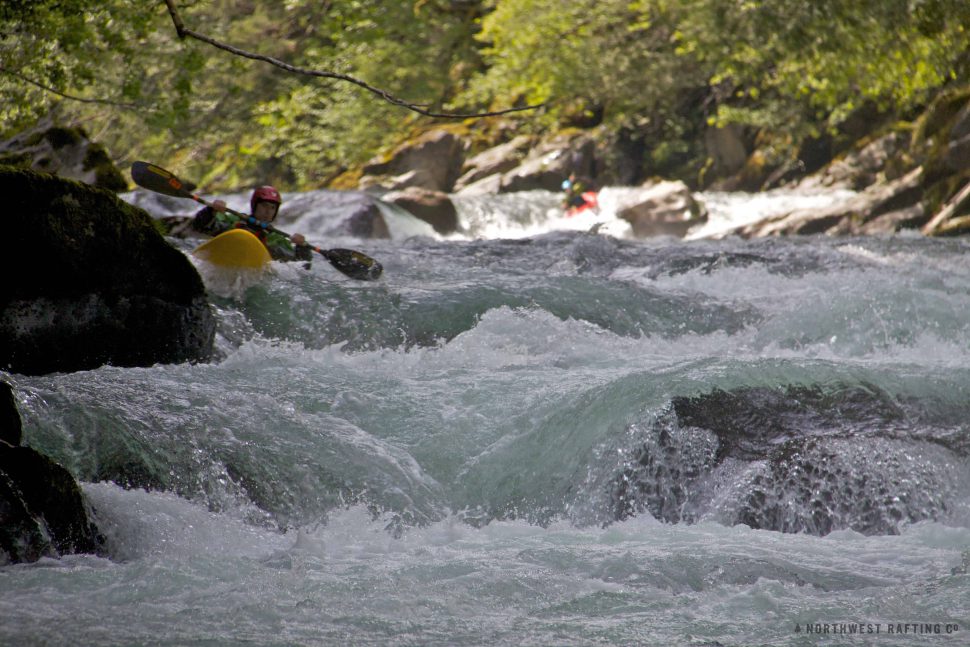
{"left": 2, "top": 187, "right": 969, "bottom": 645}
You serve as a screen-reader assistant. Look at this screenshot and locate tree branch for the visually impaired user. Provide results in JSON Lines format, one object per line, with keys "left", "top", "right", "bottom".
{"left": 0, "top": 66, "right": 146, "bottom": 109}
{"left": 161, "top": 0, "right": 542, "bottom": 119}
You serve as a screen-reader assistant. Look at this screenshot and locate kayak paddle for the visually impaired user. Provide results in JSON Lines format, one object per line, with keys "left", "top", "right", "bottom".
{"left": 130, "top": 161, "right": 383, "bottom": 281}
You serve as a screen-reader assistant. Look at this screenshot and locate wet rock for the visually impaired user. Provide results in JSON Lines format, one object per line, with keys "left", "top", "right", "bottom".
{"left": 615, "top": 180, "right": 708, "bottom": 238}
{"left": 738, "top": 167, "right": 925, "bottom": 237}
{"left": 0, "top": 382, "right": 21, "bottom": 446}
{"left": 608, "top": 383, "right": 968, "bottom": 536}
{"left": 0, "top": 167, "right": 215, "bottom": 375}
{"left": 734, "top": 436, "right": 955, "bottom": 536}
{"left": 0, "top": 386, "right": 105, "bottom": 564}
{"left": 0, "top": 444, "right": 106, "bottom": 564}
{"left": 280, "top": 189, "right": 390, "bottom": 239}
{"left": 383, "top": 186, "right": 459, "bottom": 234}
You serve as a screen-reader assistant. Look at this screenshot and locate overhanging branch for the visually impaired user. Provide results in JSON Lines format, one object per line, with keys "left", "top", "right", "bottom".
{"left": 161, "top": 0, "right": 542, "bottom": 119}
{"left": 0, "top": 66, "right": 147, "bottom": 109}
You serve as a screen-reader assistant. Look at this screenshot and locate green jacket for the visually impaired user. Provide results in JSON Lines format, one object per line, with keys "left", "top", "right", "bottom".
{"left": 192, "top": 207, "right": 311, "bottom": 263}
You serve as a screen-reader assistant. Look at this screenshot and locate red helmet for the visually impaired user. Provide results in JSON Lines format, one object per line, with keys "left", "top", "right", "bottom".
{"left": 251, "top": 185, "right": 281, "bottom": 212}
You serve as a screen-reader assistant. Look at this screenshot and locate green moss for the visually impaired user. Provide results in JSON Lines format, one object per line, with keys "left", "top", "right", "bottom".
{"left": 83, "top": 144, "right": 128, "bottom": 191}
{"left": 0, "top": 152, "right": 31, "bottom": 168}
{"left": 1, "top": 165, "right": 205, "bottom": 305}
{"left": 912, "top": 85, "right": 970, "bottom": 147}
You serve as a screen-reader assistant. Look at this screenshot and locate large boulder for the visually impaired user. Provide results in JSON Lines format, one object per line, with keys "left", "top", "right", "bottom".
{"left": 738, "top": 167, "right": 926, "bottom": 237}
{"left": 0, "top": 166, "right": 215, "bottom": 375}
{"left": 360, "top": 129, "right": 466, "bottom": 192}
{"left": 0, "top": 120, "right": 127, "bottom": 192}
{"left": 278, "top": 188, "right": 390, "bottom": 239}
{"left": 0, "top": 443, "right": 106, "bottom": 564}
{"left": 608, "top": 384, "right": 966, "bottom": 536}
{"left": 797, "top": 131, "right": 912, "bottom": 191}
{"left": 453, "top": 132, "right": 597, "bottom": 196}
{"left": 0, "top": 381, "right": 106, "bottom": 564}
{"left": 453, "top": 135, "right": 536, "bottom": 192}
{"left": 497, "top": 134, "right": 596, "bottom": 193}
{"left": 615, "top": 180, "right": 708, "bottom": 238}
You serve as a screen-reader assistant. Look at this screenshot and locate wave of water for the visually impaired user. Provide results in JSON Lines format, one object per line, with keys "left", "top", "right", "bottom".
{"left": 3, "top": 187, "right": 970, "bottom": 645}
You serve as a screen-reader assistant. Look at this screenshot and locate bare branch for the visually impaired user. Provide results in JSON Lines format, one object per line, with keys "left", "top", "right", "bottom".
{"left": 161, "top": 0, "right": 542, "bottom": 119}
{"left": 0, "top": 66, "right": 147, "bottom": 109}
{"left": 922, "top": 178, "right": 970, "bottom": 235}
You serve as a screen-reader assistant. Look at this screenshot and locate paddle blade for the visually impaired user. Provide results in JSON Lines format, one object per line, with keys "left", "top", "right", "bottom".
{"left": 131, "top": 161, "right": 195, "bottom": 198}
{"left": 319, "top": 248, "right": 383, "bottom": 281}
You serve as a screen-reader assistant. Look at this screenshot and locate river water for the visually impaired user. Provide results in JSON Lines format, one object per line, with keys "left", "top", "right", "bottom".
{"left": 2, "top": 186, "right": 969, "bottom": 645}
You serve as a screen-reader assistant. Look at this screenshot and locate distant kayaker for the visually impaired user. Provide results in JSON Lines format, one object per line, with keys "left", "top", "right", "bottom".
{"left": 192, "top": 185, "right": 313, "bottom": 263}
{"left": 561, "top": 173, "right": 586, "bottom": 209}
{"left": 561, "top": 173, "right": 597, "bottom": 214}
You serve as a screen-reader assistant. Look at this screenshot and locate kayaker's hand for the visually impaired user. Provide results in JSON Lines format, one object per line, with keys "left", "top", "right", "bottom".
{"left": 291, "top": 233, "right": 306, "bottom": 246}
{"left": 211, "top": 199, "right": 227, "bottom": 212}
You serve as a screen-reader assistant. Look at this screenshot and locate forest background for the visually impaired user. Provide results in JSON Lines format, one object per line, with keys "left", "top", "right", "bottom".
{"left": 2, "top": 0, "right": 968, "bottom": 193}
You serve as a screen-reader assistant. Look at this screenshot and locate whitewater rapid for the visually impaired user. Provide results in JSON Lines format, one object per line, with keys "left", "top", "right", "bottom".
{"left": 2, "top": 186, "right": 969, "bottom": 645}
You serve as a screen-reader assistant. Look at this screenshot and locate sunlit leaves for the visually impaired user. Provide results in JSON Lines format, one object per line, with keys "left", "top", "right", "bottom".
{"left": 2, "top": 0, "right": 968, "bottom": 189}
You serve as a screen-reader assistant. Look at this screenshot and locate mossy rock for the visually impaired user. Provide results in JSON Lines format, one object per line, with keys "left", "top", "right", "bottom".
{"left": 44, "top": 126, "right": 86, "bottom": 149}
{"left": 0, "top": 123, "right": 129, "bottom": 192}
{"left": 83, "top": 143, "right": 128, "bottom": 192}
{"left": 0, "top": 166, "right": 215, "bottom": 374}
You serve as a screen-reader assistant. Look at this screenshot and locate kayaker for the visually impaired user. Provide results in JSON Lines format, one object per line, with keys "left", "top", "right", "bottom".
{"left": 561, "top": 173, "right": 596, "bottom": 211}
{"left": 191, "top": 185, "right": 313, "bottom": 263}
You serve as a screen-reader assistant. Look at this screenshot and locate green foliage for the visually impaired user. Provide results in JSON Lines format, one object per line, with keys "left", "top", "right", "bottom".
{"left": 682, "top": 0, "right": 970, "bottom": 135}
{"left": 2, "top": 0, "right": 968, "bottom": 190}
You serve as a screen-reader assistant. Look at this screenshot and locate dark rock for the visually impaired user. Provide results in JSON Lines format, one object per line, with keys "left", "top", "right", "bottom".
{"left": 0, "top": 166, "right": 215, "bottom": 375}
{"left": 0, "top": 443, "right": 106, "bottom": 564}
{"left": 609, "top": 383, "right": 963, "bottom": 536}
{"left": 1, "top": 381, "right": 21, "bottom": 446}
{"left": 945, "top": 133, "right": 970, "bottom": 172}
{"left": 671, "top": 385, "right": 907, "bottom": 461}
{"left": 595, "top": 127, "right": 647, "bottom": 187}
{"left": 734, "top": 436, "right": 952, "bottom": 536}
{"left": 342, "top": 201, "right": 391, "bottom": 239}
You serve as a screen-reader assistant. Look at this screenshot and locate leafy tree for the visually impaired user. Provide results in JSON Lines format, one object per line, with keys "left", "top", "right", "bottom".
{"left": 2, "top": 0, "right": 968, "bottom": 190}
{"left": 679, "top": 0, "right": 970, "bottom": 136}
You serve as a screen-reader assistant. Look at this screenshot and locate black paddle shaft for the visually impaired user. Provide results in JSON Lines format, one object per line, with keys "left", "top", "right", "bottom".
{"left": 130, "top": 161, "right": 383, "bottom": 281}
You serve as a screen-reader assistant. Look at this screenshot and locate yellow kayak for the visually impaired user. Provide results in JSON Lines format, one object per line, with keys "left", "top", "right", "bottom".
{"left": 192, "top": 229, "right": 271, "bottom": 269}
